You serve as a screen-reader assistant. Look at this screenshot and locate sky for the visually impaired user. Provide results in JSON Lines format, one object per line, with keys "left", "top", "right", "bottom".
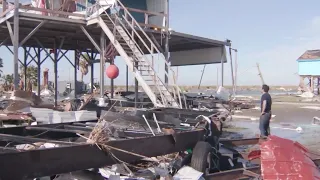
{"left": 1, "top": 0, "right": 320, "bottom": 86}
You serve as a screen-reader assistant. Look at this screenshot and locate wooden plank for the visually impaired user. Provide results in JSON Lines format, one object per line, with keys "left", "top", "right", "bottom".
{"left": 205, "top": 166, "right": 261, "bottom": 180}
{"left": 25, "top": 126, "right": 89, "bottom": 134}
{"left": 0, "top": 6, "right": 14, "bottom": 19}
{"left": 63, "top": 125, "right": 93, "bottom": 131}
{"left": 0, "top": 133, "right": 80, "bottom": 145}
{"left": 0, "top": 120, "right": 97, "bottom": 138}
{"left": 19, "top": 6, "right": 85, "bottom": 18}
{"left": 220, "top": 138, "right": 260, "bottom": 147}
{"left": 0, "top": 129, "right": 205, "bottom": 179}
{"left": 19, "top": 12, "right": 86, "bottom": 25}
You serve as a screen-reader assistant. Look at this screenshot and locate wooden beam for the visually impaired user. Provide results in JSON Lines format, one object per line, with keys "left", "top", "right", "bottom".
{"left": 19, "top": 12, "right": 86, "bottom": 25}
{"left": 0, "top": 6, "right": 14, "bottom": 18}
{"left": 19, "top": 5, "right": 85, "bottom": 18}
{"left": 220, "top": 138, "right": 260, "bottom": 147}
{"left": 0, "top": 133, "right": 80, "bottom": 145}
{"left": 0, "top": 129, "right": 206, "bottom": 179}
{"left": 205, "top": 166, "right": 261, "bottom": 180}
{"left": 26, "top": 126, "right": 88, "bottom": 134}
{"left": 63, "top": 125, "right": 93, "bottom": 131}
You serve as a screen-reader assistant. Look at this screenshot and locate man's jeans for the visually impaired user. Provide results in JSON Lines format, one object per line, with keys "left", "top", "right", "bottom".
{"left": 259, "top": 112, "right": 271, "bottom": 137}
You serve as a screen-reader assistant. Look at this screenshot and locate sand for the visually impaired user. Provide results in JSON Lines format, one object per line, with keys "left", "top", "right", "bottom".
{"left": 227, "top": 97, "right": 320, "bottom": 152}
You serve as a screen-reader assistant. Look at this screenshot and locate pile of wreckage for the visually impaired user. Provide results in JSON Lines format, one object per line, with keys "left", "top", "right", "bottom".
{"left": 0, "top": 90, "right": 319, "bottom": 179}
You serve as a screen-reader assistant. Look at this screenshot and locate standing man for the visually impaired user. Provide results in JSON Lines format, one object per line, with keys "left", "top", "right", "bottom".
{"left": 260, "top": 84, "right": 272, "bottom": 137}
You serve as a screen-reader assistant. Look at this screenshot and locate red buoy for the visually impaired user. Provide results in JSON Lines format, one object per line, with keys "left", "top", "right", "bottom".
{"left": 106, "top": 64, "right": 119, "bottom": 79}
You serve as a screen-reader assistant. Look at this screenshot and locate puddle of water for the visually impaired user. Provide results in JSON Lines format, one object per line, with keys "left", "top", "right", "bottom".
{"left": 227, "top": 120, "right": 320, "bottom": 150}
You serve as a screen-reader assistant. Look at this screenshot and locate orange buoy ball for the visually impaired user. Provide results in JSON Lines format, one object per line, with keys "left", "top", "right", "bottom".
{"left": 106, "top": 64, "right": 119, "bottom": 79}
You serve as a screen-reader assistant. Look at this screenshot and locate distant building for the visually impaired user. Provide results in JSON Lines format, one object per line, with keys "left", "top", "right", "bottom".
{"left": 297, "top": 50, "right": 320, "bottom": 93}
{"left": 57, "top": 81, "right": 85, "bottom": 95}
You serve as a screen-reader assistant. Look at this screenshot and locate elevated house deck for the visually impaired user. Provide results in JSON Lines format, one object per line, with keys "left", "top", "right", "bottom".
{"left": 297, "top": 50, "right": 320, "bottom": 93}
{"left": 0, "top": 0, "right": 230, "bottom": 108}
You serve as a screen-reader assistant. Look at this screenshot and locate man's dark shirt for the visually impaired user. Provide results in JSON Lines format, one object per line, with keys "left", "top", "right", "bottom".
{"left": 261, "top": 93, "right": 272, "bottom": 113}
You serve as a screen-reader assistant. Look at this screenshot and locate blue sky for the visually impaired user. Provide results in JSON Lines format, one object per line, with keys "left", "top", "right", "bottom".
{"left": 2, "top": 0, "right": 320, "bottom": 86}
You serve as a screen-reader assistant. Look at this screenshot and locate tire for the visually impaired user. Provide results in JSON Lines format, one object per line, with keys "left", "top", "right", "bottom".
{"left": 191, "top": 141, "right": 212, "bottom": 173}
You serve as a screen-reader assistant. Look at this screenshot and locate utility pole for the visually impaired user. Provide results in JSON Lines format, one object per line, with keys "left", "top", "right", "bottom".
{"left": 230, "top": 48, "right": 238, "bottom": 94}
{"left": 229, "top": 47, "right": 235, "bottom": 96}
{"left": 256, "top": 63, "right": 265, "bottom": 85}
{"left": 198, "top": 65, "right": 206, "bottom": 89}
{"left": 216, "top": 67, "right": 219, "bottom": 88}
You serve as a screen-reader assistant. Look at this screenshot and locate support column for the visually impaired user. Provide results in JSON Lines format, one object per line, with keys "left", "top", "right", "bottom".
{"left": 110, "top": 59, "right": 114, "bottom": 98}
{"left": 311, "top": 76, "right": 315, "bottom": 94}
{"left": 99, "top": 31, "right": 106, "bottom": 105}
{"left": 135, "top": 62, "right": 139, "bottom": 108}
{"left": 164, "top": 0, "right": 170, "bottom": 86}
{"left": 126, "top": 65, "right": 129, "bottom": 92}
{"left": 13, "top": 0, "right": 19, "bottom": 89}
{"left": 221, "top": 49, "right": 224, "bottom": 87}
{"left": 3, "top": 0, "right": 7, "bottom": 12}
{"left": 54, "top": 42, "right": 58, "bottom": 107}
{"left": 23, "top": 47, "right": 27, "bottom": 91}
{"left": 309, "top": 77, "right": 312, "bottom": 88}
{"left": 318, "top": 77, "right": 320, "bottom": 95}
{"left": 74, "top": 50, "right": 78, "bottom": 98}
{"left": 91, "top": 51, "right": 94, "bottom": 93}
{"left": 37, "top": 48, "right": 41, "bottom": 96}
{"left": 234, "top": 49, "right": 238, "bottom": 93}
{"left": 299, "top": 76, "right": 305, "bottom": 91}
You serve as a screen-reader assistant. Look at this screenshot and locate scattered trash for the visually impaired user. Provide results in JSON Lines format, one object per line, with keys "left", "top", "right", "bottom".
{"left": 312, "top": 116, "right": 320, "bottom": 124}
{"left": 173, "top": 166, "right": 203, "bottom": 180}
{"left": 216, "top": 86, "right": 230, "bottom": 101}
{"left": 298, "top": 91, "right": 314, "bottom": 98}
{"left": 271, "top": 126, "right": 303, "bottom": 133}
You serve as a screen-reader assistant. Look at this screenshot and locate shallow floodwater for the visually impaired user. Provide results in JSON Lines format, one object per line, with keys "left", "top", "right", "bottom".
{"left": 228, "top": 120, "right": 320, "bottom": 152}
{"left": 186, "top": 89, "right": 297, "bottom": 96}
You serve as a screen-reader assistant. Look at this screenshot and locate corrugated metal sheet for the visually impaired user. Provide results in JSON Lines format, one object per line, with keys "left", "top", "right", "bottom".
{"left": 260, "top": 136, "right": 320, "bottom": 180}
{"left": 31, "top": 108, "right": 97, "bottom": 124}
{"left": 146, "top": 0, "right": 165, "bottom": 27}
{"left": 171, "top": 46, "right": 227, "bottom": 66}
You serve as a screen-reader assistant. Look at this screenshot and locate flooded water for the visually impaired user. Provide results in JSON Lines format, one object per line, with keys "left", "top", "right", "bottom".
{"left": 186, "top": 88, "right": 297, "bottom": 97}
{"left": 227, "top": 120, "right": 320, "bottom": 152}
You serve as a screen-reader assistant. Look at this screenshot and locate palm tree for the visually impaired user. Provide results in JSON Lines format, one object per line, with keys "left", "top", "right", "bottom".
{"left": 2, "top": 74, "right": 14, "bottom": 91}
{"left": 19, "top": 65, "right": 38, "bottom": 91}
{"left": 79, "top": 53, "right": 91, "bottom": 82}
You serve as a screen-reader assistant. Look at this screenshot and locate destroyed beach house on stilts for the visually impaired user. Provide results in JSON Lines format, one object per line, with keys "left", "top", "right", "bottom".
{"left": 0, "top": 0, "right": 229, "bottom": 109}
{"left": 1, "top": 1, "right": 319, "bottom": 180}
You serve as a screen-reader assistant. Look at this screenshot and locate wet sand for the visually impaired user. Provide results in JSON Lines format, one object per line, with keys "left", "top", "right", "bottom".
{"left": 236, "top": 103, "right": 320, "bottom": 123}
{"left": 226, "top": 99, "right": 320, "bottom": 152}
